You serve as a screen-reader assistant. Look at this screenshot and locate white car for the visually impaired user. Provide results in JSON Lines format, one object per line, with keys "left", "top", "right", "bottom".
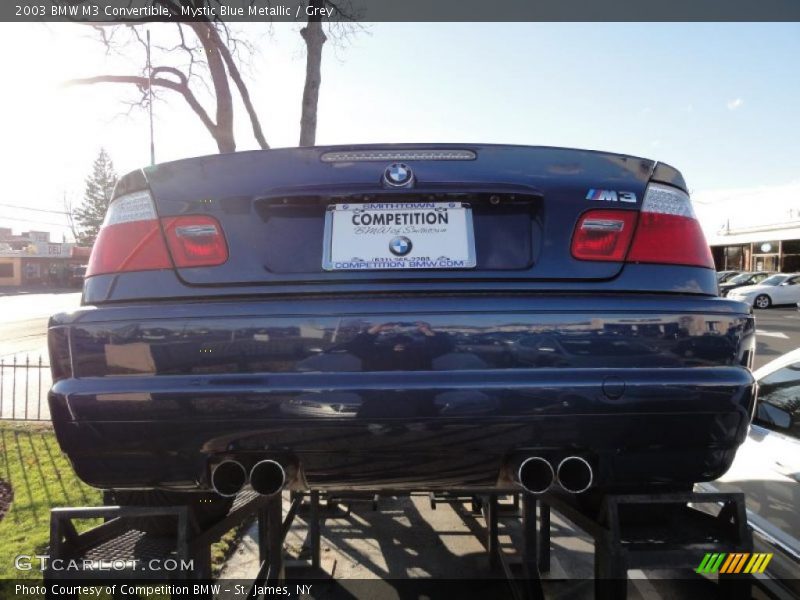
{"left": 727, "top": 273, "right": 800, "bottom": 309}
{"left": 698, "top": 348, "right": 800, "bottom": 599}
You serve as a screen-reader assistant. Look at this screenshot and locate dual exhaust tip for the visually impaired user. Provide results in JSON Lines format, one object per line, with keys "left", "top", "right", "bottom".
{"left": 516, "top": 455, "right": 593, "bottom": 495}
{"left": 214, "top": 454, "right": 592, "bottom": 497}
{"left": 211, "top": 459, "right": 287, "bottom": 497}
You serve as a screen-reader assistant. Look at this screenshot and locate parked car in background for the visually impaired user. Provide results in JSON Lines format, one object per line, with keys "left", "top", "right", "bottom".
{"left": 727, "top": 273, "right": 800, "bottom": 308}
{"left": 512, "top": 333, "right": 681, "bottom": 368}
{"left": 68, "top": 265, "right": 86, "bottom": 288}
{"left": 47, "top": 144, "right": 757, "bottom": 525}
{"left": 719, "top": 271, "right": 772, "bottom": 297}
{"left": 674, "top": 333, "right": 736, "bottom": 364}
{"left": 717, "top": 270, "right": 742, "bottom": 283}
{"left": 698, "top": 348, "right": 800, "bottom": 599}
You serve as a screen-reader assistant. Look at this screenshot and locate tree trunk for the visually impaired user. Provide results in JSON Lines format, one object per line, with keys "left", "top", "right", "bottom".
{"left": 190, "top": 22, "right": 236, "bottom": 153}
{"left": 208, "top": 25, "right": 270, "bottom": 149}
{"left": 213, "top": 127, "right": 236, "bottom": 154}
{"left": 299, "top": 0, "right": 327, "bottom": 147}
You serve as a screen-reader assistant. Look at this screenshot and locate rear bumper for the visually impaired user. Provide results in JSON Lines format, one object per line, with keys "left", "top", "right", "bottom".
{"left": 48, "top": 294, "right": 757, "bottom": 492}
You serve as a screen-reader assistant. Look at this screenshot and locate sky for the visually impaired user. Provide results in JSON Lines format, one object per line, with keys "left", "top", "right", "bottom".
{"left": 0, "top": 22, "right": 798, "bottom": 241}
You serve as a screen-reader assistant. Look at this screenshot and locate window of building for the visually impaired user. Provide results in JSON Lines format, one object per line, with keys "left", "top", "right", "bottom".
{"left": 751, "top": 240, "right": 780, "bottom": 270}
{"left": 754, "top": 241, "right": 780, "bottom": 254}
{"left": 0, "top": 263, "right": 13, "bottom": 277}
{"left": 782, "top": 240, "right": 800, "bottom": 254}
{"left": 753, "top": 255, "right": 779, "bottom": 271}
{"left": 723, "top": 245, "right": 747, "bottom": 270}
{"left": 781, "top": 239, "right": 800, "bottom": 272}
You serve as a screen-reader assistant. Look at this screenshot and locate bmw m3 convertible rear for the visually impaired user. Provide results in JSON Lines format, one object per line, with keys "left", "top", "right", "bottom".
{"left": 48, "top": 144, "right": 757, "bottom": 499}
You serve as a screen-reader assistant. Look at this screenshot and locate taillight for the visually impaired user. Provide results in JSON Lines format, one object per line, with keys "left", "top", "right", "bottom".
{"left": 162, "top": 215, "right": 228, "bottom": 268}
{"left": 86, "top": 191, "right": 171, "bottom": 276}
{"left": 571, "top": 184, "right": 714, "bottom": 269}
{"left": 627, "top": 184, "right": 714, "bottom": 268}
{"left": 571, "top": 209, "right": 638, "bottom": 262}
{"left": 86, "top": 192, "right": 229, "bottom": 277}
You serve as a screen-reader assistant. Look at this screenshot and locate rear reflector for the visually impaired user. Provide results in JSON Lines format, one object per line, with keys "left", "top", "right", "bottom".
{"left": 627, "top": 184, "right": 714, "bottom": 268}
{"left": 571, "top": 209, "right": 638, "bottom": 262}
{"left": 162, "top": 215, "right": 228, "bottom": 268}
{"left": 86, "top": 191, "right": 171, "bottom": 276}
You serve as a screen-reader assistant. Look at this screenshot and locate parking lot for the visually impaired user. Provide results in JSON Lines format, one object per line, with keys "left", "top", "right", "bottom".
{"left": 751, "top": 306, "right": 800, "bottom": 368}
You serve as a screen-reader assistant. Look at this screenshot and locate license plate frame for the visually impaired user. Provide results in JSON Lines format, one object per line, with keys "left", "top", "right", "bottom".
{"left": 322, "top": 201, "right": 476, "bottom": 271}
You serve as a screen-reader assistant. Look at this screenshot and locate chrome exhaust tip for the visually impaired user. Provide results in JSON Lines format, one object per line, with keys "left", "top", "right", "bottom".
{"left": 249, "top": 459, "right": 287, "bottom": 496}
{"left": 211, "top": 460, "right": 247, "bottom": 497}
{"left": 556, "top": 456, "right": 593, "bottom": 494}
{"left": 516, "top": 456, "right": 555, "bottom": 495}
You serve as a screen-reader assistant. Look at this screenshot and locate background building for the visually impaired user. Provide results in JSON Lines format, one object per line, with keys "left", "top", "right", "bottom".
{"left": 0, "top": 228, "right": 90, "bottom": 288}
{"left": 696, "top": 182, "right": 800, "bottom": 273}
{"left": 709, "top": 224, "right": 800, "bottom": 273}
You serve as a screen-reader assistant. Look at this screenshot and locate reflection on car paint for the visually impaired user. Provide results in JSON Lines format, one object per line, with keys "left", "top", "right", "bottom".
{"left": 69, "top": 312, "right": 751, "bottom": 378}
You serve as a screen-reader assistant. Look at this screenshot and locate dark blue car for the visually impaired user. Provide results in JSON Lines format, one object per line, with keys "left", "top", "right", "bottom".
{"left": 48, "top": 144, "right": 756, "bottom": 519}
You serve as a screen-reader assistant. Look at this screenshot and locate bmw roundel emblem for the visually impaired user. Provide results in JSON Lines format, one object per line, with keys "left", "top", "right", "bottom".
{"left": 383, "top": 163, "right": 414, "bottom": 187}
{"left": 389, "top": 236, "right": 413, "bottom": 256}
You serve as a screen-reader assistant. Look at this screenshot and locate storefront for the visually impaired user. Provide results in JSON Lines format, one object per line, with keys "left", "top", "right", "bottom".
{"left": 0, "top": 245, "right": 90, "bottom": 287}
{"left": 710, "top": 225, "right": 800, "bottom": 273}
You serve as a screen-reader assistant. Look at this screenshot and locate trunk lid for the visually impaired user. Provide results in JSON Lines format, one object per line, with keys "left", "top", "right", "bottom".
{"left": 140, "top": 144, "right": 656, "bottom": 287}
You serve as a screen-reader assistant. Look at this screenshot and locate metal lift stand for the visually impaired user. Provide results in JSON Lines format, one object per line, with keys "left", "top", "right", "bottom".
{"left": 46, "top": 488, "right": 752, "bottom": 600}
{"left": 251, "top": 491, "right": 322, "bottom": 595}
{"left": 534, "top": 491, "right": 753, "bottom": 600}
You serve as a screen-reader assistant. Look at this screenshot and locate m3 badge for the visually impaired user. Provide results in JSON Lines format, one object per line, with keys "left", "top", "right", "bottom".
{"left": 586, "top": 189, "right": 637, "bottom": 203}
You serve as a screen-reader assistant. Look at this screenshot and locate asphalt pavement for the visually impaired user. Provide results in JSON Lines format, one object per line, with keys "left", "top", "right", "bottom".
{"left": 751, "top": 306, "right": 800, "bottom": 368}
{"left": 0, "top": 291, "right": 81, "bottom": 359}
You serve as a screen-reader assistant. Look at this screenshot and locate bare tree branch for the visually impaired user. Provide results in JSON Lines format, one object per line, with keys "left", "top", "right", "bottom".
{"left": 62, "top": 194, "right": 80, "bottom": 243}
{"left": 173, "top": 23, "right": 201, "bottom": 81}
{"left": 71, "top": 2, "right": 362, "bottom": 155}
{"left": 66, "top": 74, "right": 218, "bottom": 140}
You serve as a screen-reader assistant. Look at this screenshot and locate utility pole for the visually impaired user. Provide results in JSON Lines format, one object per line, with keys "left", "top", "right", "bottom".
{"left": 147, "top": 29, "right": 155, "bottom": 165}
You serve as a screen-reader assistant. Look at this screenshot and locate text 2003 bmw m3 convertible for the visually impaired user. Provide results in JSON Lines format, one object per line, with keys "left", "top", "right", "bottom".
{"left": 48, "top": 144, "right": 756, "bottom": 516}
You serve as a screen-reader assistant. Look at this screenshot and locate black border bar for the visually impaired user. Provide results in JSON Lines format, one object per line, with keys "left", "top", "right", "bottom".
{"left": 6, "top": 0, "right": 800, "bottom": 23}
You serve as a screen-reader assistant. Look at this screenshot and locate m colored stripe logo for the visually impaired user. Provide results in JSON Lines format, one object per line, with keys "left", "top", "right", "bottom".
{"left": 696, "top": 553, "right": 773, "bottom": 574}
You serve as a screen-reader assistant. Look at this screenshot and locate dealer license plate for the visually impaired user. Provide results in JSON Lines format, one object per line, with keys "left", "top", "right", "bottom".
{"left": 322, "top": 202, "right": 476, "bottom": 271}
